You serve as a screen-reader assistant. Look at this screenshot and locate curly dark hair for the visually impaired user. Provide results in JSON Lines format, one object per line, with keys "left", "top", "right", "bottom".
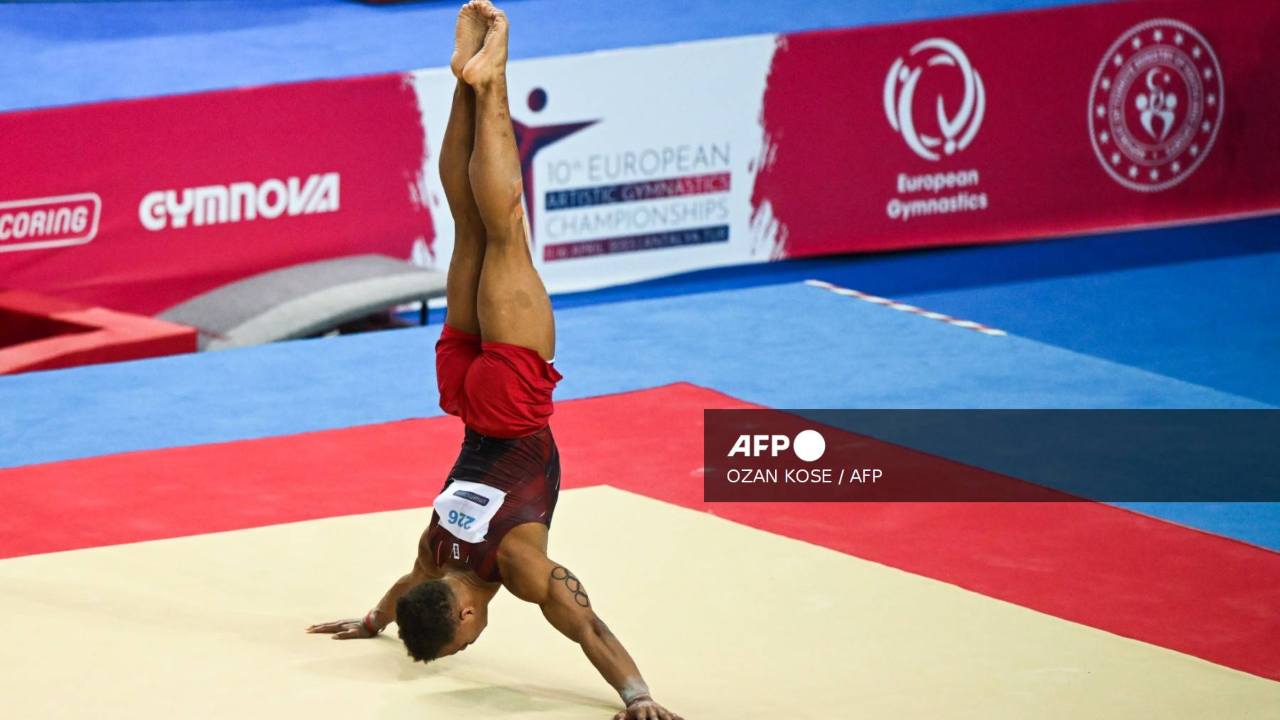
{"left": 396, "top": 580, "right": 458, "bottom": 663}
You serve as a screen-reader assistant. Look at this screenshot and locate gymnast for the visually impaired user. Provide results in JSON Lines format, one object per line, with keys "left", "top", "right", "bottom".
{"left": 307, "top": 4, "right": 682, "bottom": 719}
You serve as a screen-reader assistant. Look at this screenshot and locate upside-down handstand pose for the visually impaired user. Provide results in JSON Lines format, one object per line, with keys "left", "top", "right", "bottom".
{"left": 307, "top": 4, "right": 681, "bottom": 719}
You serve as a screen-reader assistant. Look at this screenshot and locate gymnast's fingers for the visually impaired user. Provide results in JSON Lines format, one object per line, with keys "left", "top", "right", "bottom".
{"left": 333, "top": 624, "right": 368, "bottom": 639}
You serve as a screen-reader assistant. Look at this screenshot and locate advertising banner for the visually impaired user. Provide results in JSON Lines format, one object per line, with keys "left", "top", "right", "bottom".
{"left": 410, "top": 34, "right": 779, "bottom": 294}
{"left": 0, "top": 75, "right": 433, "bottom": 314}
{"left": 753, "top": 0, "right": 1280, "bottom": 258}
{"left": 2, "top": 0, "right": 1276, "bottom": 312}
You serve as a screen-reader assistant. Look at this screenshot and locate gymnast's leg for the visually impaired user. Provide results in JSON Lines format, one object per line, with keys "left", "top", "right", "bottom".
{"left": 463, "top": 2, "right": 556, "bottom": 361}
{"left": 439, "top": 2, "right": 490, "bottom": 335}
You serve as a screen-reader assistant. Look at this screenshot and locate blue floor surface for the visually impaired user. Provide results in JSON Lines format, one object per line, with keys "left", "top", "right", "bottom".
{"left": 0, "top": 0, "right": 1104, "bottom": 113}
{"left": 553, "top": 215, "right": 1280, "bottom": 310}
{"left": 548, "top": 215, "right": 1280, "bottom": 407}
{"left": 2, "top": 281, "right": 1265, "bottom": 468}
{"left": 5, "top": 279, "right": 1274, "bottom": 547}
{"left": 899, "top": 251, "right": 1280, "bottom": 406}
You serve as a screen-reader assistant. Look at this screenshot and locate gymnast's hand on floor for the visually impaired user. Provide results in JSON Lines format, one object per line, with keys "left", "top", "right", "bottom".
{"left": 306, "top": 615, "right": 382, "bottom": 639}
{"left": 613, "top": 697, "right": 683, "bottom": 720}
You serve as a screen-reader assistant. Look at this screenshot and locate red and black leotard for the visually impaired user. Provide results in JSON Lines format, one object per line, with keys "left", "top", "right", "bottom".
{"left": 426, "top": 324, "right": 563, "bottom": 582}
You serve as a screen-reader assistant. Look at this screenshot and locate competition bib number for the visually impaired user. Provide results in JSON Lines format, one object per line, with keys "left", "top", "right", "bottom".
{"left": 433, "top": 480, "right": 507, "bottom": 545}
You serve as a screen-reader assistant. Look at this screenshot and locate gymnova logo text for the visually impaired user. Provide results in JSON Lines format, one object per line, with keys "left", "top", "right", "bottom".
{"left": 884, "top": 38, "right": 986, "bottom": 162}
{"left": 1088, "top": 19, "right": 1223, "bottom": 192}
{"left": 139, "top": 172, "right": 340, "bottom": 231}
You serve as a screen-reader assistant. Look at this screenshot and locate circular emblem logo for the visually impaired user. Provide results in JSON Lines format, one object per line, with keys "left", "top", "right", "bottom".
{"left": 1088, "top": 19, "right": 1223, "bottom": 192}
{"left": 884, "top": 38, "right": 986, "bottom": 162}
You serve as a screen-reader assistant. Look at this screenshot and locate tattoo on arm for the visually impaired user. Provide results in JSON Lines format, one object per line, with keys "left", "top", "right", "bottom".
{"left": 551, "top": 565, "right": 591, "bottom": 608}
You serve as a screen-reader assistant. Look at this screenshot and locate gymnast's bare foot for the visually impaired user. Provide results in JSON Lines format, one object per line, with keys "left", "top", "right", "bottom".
{"left": 451, "top": 1, "right": 489, "bottom": 79}
{"left": 461, "top": 2, "right": 509, "bottom": 88}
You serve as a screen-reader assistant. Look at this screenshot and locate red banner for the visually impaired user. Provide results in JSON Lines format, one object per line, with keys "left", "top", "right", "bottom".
{"left": 753, "top": 0, "right": 1280, "bottom": 257}
{"left": 0, "top": 74, "right": 432, "bottom": 314}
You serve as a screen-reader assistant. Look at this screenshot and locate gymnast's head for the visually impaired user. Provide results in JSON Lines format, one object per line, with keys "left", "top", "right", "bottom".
{"left": 396, "top": 578, "right": 491, "bottom": 661}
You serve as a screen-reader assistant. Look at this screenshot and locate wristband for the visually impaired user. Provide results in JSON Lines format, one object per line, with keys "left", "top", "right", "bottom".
{"left": 362, "top": 610, "right": 383, "bottom": 636}
{"left": 622, "top": 691, "right": 652, "bottom": 707}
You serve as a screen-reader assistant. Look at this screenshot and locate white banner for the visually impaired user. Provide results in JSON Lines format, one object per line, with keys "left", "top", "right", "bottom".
{"left": 410, "top": 35, "right": 779, "bottom": 294}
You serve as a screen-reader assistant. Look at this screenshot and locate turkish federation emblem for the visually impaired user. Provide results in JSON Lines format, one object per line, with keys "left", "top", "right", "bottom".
{"left": 884, "top": 38, "right": 986, "bottom": 162}
{"left": 1089, "top": 19, "right": 1224, "bottom": 192}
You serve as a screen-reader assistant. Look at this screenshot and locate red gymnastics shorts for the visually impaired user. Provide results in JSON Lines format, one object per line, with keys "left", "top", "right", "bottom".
{"left": 435, "top": 324, "right": 563, "bottom": 438}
